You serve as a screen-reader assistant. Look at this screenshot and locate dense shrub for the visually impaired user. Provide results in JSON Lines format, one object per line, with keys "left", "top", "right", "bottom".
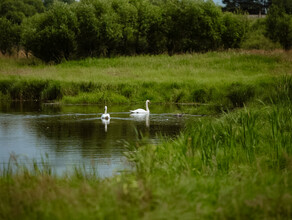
{"left": 0, "top": 18, "right": 21, "bottom": 55}
{"left": 266, "top": 5, "right": 292, "bottom": 50}
{"left": 21, "top": 2, "right": 78, "bottom": 63}
{"left": 221, "top": 13, "right": 248, "bottom": 49}
{"left": 19, "top": 0, "right": 249, "bottom": 62}
{"left": 241, "top": 18, "right": 281, "bottom": 50}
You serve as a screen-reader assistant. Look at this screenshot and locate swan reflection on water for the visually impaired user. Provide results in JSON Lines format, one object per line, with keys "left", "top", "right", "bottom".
{"left": 101, "top": 118, "right": 110, "bottom": 132}
{"left": 130, "top": 113, "right": 150, "bottom": 127}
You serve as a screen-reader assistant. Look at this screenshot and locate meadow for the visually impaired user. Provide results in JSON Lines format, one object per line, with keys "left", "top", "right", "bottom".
{"left": 0, "top": 50, "right": 291, "bottom": 111}
{"left": 0, "top": 51, "right": 292, "bottom": 219}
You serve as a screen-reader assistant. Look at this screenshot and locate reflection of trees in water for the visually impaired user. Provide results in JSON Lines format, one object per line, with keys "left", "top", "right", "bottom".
{"left": 30, "top": 115, "right": 184, "bottom": 159}
{"left": 1, "top": 101, "right": 188, "bottom": 160}
{"left": 0, "top": 101, "right": 62, "bottom": 113}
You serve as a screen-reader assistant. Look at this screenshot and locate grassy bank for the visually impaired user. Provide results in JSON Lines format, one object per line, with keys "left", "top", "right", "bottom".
{"left": 1, "top": 93, "right": 292, "bottom": 219}
{"left": 0, "top": 51, "right": 291, "bottom": 111}
{"left": 1, "top": 51, "right": 292, "bottom": 219}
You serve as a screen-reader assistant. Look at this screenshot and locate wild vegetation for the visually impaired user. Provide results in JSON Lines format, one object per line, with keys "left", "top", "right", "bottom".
{"left": 1, "top": 0, "right": 292, "bottom": 219}
{"left": 0, "top": 0, "right": 289, "bottom": 62}
{"left": 0, "top": 51, "right": 291, "bottom": 113}
{"left": 0, "top": 51, "right": 292, "bottom": 219}
{"left": 0, "top": 74, "right": 292, "bottom": 219}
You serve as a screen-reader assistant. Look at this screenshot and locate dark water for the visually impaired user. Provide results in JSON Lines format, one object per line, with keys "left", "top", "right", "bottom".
{"left": 0, "top": 101, "right": 200, "bottom": 177}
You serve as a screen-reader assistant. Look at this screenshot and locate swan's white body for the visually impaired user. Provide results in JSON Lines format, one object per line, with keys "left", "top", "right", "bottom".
{"left": 130, "top": 100, "right": 150, "bottom": 114}
{"left": 101, "top": 106, "right": 110, "bottom": 120}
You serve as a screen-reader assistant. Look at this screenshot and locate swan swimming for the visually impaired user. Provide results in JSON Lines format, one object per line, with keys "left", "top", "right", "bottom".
{"left": 101, "top": 106, "right": 110, "bottom": 120}
{"left": 130, "top": 100, "right": 150, "bottom": 114}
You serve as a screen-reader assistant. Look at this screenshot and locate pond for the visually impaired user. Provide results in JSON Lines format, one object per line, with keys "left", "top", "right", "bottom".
{"left": 0, "top": 101, "right": 201, "bottom": 177}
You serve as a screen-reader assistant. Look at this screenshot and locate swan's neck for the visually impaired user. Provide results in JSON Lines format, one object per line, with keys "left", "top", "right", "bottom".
{"left": 146, "top": 102, "right": 149, "bottom": 112}
{"left": 104, "top": 107, "right": 107, "bottom": 114}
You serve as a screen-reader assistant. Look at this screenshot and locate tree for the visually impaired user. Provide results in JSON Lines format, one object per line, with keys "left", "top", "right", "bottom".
{"left": 0, "top": 18, "right": 20, "bottom": 54}
{"left": 74, "top": 1, "right": 101, "bottom": 57}
{"left": 43, "top": 0, "right": 76, "bottom": 9}
{"left": 0, "top": 0, "right": 44, "bottom": 24}
{"left": 266, "top": 4, "right": 292, "bottom": 50}
{"left": 223, "top": 0, "right": 271, "bottom": 15}
{"left": 22, "top": 2, "right": 77, "bottom": 62}
{"left": 272, "top": 0, "right": 292, "bottom": 14}
{"left": 221, "top": 13, "right": 248, "bottom": 48}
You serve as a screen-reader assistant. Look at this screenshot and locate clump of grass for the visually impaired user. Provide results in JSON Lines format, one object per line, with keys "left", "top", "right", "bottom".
{"left": 226, "top": 82, "right": 255, "bottom": 107}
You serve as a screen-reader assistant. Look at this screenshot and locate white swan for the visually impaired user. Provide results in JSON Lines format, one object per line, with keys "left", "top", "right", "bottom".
{"left": 130, "top": 100, "right": 150, "bottom": 114}
{"left": 101, "top": 106, "right": 110, "bottom": 120}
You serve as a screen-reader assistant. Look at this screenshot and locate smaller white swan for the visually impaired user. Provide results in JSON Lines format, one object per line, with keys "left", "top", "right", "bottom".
{"left": 101, "top": 106, "right": 110, "bottom": 120}
{"left": 130, "top": 100, "right": 150, "bottom": 114}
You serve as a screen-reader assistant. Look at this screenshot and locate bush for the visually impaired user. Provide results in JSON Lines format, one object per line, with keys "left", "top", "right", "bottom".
{"left": 21, "top": 2, "right": 77, "bottom": 63}
{"left": 19, "top": 0, "right": 248, "bottom": 61}
{"left": 266, "top": 5, "right": 292, "bottom": 50}
{"left": 0, "top": 18, "right": 21, "bottom": 55}
{"left": 221, "top": 12, "right": 248, "bottom": 49}
{"left": 241, "top": 18, "right": 282, "bottom": 50}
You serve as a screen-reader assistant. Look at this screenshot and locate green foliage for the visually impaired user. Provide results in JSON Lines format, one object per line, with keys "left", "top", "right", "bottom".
{"left": 0, "top": 18, "right": 21, "bottom": 55}
{"left": 18, "top": 0, "right": 249, "bottom": 61}
{"left": 221, "top": 13, "right": 248, "bottom": 48}
{"left": 74, "top": 2, "right": 101, "bottom": 57}
{"left": 266, "top": 4, "right": 292, "bottom": 50}
{"left": 0, "top": 58, "right": 292, "bottom": 220}
{"left": 21, "top": 2, "right": 78, "bottom": 63}
{"left": 1, "top": 90, "right": 292, "bottom": 219}
{"left": 241, "top": 18, "right": 282, "bottom": 50}
{"left": 272, "top": 0, "right": 292, "bottom": 14}
{"left": 0, "top": 51, "right": 291, "bottom": 107}
{"left": 43, "top": 0, "right": 76, "bottom": 9}
{"left": 161, "top": 0, "right": 223, "bottom": 54}
{"left": 0, "top": 0, "right": 44, "bottom": 24}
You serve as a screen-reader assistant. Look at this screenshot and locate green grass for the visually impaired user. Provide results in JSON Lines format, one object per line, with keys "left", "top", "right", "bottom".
{"left": 0, "top": 51, "right": 291, "bottom": 113}
{"left": 1, "top": 101, "right": 292, "bottom": 219}
{"left": 0, "top": 51, "right": 289, "bottom": 85}
{"left": 0, "top": 52, "right": 292, "bottom": 219}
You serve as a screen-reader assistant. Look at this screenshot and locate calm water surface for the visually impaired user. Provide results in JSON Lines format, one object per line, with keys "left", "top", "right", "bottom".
{"left": 0, "top": 102, "right": 200, "bottom": 177}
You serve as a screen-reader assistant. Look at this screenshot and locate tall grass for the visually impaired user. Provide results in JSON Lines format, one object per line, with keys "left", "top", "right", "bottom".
{"left": 0, "top": 51, "right": 291, "bottom": 113}
{"left": 0, "top": 53, "right": 292, "bottom": 219}
{"left": 1, "top": 102, "right": 291, "bottom": 219}
{"left": 1, "top": 51, "right": 288, "bottom": 85}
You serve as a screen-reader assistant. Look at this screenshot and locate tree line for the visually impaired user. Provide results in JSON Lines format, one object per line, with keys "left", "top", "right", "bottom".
{"left": 0, "top": 0, "right": 291, "bottom": 62}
